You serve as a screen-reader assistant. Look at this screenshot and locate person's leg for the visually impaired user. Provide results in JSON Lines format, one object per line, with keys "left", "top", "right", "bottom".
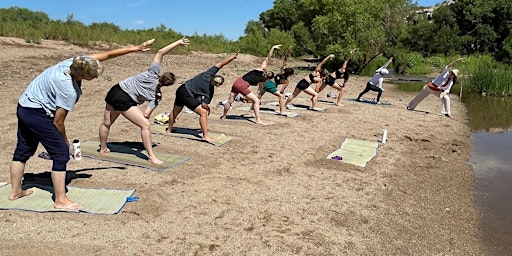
{"left": 407, "top": 85, "right": 431, "bottom": 110}
{"left": 8, "top": 161, "right": 32, "bottom": 200}
{"left": 122, "top": 106, "right": 162, "bottom": 164}
{"left": 99, "top": 104, "right": 121, "bottom": 154}
{"left": 273, "top": 91, "right": 285, "bottom": 114}
{"left": 221, "top": 92, "right": 237, "bottom": 119}
{"left": 357, "top": 83, "right": 372, "bottom": 101}
{"left": 333, "top": 83, "right": 345, "bottom": 105}
{"left": 245, "top": 92, "right": 267, "bottom": 125}
{"left": 375, "top": 87, "right": 383, "bottom": 103}
{"left": 168, "top": 105, "right": 183, "bottom": 132}
{"left": 51, "top": 170, "right": 81, "bottom": 210}
{"left": 193, "top": 105, "right": 212, "bottom": 141}
{"left": 441, "top": 94, "right": 451, "bottom": 116}
{"left": 316, "top": 82, "right": 327, "bottom": 93}
{"left": 303, "top": 87, "right": 319, "bottom": 109}
{"left": 285, "top": 88, "right": 301, "bottom": 106}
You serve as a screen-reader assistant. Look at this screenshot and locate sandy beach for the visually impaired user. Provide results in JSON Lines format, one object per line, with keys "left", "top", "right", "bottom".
{"left": 0, "top": 37, "right": 483, "bottom": 255}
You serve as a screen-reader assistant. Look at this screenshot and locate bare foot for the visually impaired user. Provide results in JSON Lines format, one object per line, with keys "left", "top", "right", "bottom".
{"left": 54, "top": 201, "right": 82, "bottom": 210}
{"left": 9, "top": 189, "right": 33, "bottom": 200}
{"left": 220, "top": 115, "right": 226, "bottom": 120}
{"left": 148, "top": 156, "right": 163, "bottom": 165}
{"left": 255, "top": 121, "right": 268, "bottom": 126}
{"left": 98, "top": 147, "right": 110, "bottom": 155}
{"left": 335, "top": 103, "right": 344, "bottom": 107}
{"left": 202, "top": 136, "right": 214, "bottom": 143}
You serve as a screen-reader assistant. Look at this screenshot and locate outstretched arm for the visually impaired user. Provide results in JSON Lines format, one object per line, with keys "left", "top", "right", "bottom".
{"left": 280, "top": 46, "right": 293, "bottom": 72}
{"left": 447, "top": 57, "right": 463, "bottom": 68}
{"left": 315, "top": 54, "right": 335, "bottom": 72}
{"left": 215, "top": 51, "right": 239, "bottom": 69}
{"left": 260, "top": 44, "right": 282, "bottom": 70}
{"left": 152, "top": 37, "right": 190, "bottom": 64}
{"left": 89, "top": 38, "right": 155, "bottom": 61}
{"left": 377, "top": 56, "right": 393, "bottom": 72}
{"left": 340, "top": 48, "right": 356, "bottom": 71}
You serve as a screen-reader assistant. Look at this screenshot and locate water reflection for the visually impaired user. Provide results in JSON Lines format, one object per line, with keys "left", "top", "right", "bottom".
{"left": 397, "top": 80, "right": 512, "bottom": 255}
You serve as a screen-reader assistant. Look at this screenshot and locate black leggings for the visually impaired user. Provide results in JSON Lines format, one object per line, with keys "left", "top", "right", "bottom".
{"left": 358, "top": 82, "right": 382, "bottom": 102}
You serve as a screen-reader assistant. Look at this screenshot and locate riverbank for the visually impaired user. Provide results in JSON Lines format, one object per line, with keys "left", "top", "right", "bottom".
{"left": 0, "top": 37, "right": 483, "bottom": 255}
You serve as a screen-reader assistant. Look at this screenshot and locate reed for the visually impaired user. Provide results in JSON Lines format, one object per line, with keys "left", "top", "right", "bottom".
{"left": 462, "top": 61, "right": 512, "bottom": 96}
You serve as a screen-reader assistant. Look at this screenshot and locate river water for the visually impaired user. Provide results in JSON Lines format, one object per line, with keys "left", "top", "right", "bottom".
{"left": 396, "top": 80, "right": 512, "bottom": 255}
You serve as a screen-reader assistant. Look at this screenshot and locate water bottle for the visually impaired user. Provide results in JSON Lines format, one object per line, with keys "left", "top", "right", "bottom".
{"left": 382, "top": 129, "right": 388, "bottom": 144}
{"left": 72, "top": 139, "right": 82, "bottom": 160}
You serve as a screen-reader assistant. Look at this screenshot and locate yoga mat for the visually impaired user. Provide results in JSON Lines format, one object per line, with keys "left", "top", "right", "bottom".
{"left": 266, "top": 102, "right": 326, "bottom": 112}
{"left": 234, "top": 106, "right": 300, "bottom": 117}
{"left": 0, "top": 183, "right": 135, "bottom": 214}
{"left": 326, "top": 138, "right": 380, "bottom": 167}
{"left": 349, "top": 98, "right": 392, "bottom": 105}
{"left": 80, "top": 140, "right": 189, "bottom": 172}
{"left": 151, "top": 125, "right": 234, "bottom": 147}
{"left": 207, "top": 113, "right": 276, "bottom": 126}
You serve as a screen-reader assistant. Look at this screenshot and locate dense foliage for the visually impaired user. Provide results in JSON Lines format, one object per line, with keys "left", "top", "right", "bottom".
{"left": 1, "top": 1, "right": 512, "bottom": 95}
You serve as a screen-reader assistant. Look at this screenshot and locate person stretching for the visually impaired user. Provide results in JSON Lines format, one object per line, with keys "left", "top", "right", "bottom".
{"left": 316, "top": 48, "right": 356, "bottom": 106}
{"left": 220, "top": 45, "right": 282, "bottom": 125}
{"left": 356, "top": 56, "right": 393, "bottom": 104}
{"left": 257, "top": 46, "right": 294, "bottom": 115}
{"left": 284, "top": 54, "right": 334, "bottom": 110}
{"left": 167, "top": 52, "right": 239, "bottom": 142}
{"left": 98, "top": 37, "right": 190, "bottom": 164}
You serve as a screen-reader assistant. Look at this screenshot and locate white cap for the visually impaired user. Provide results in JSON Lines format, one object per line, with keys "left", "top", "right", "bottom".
{"left": 379, "top": 69, "right": 389, "bottom": 75}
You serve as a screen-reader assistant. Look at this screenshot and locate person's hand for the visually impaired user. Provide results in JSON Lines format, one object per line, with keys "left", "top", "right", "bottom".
{"left": 389, "top": 56, "right": 394, "bottom": 61}
{"left": 138, "top": 39, "right": 155, "bottom": 52}
{"left": 328, "top": 54, "right": 335, "bottom": 59}
{"left": 201, "top": 103, "right": 210, "bottom": 116}
{"left": 350, "top": 48, "right": 357, "bottom": 54}
{"left": 177, "top": 37, "right": 190, "bottom": 47}
{"left": 272, "top": 44, "right": 282, "bottom": 49}
{"left": 233, "top": 50, "right": 240, "bottom": 58}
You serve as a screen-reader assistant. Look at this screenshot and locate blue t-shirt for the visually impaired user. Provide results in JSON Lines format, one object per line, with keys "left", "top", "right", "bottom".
{"left": 18, "top": 58, "right": 81, "bottom": 117}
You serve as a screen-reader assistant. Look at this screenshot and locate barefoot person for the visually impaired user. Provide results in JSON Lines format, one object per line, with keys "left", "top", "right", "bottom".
{"left": 8, "top": 39, "right": 155, "bottom": 210}
{"left": 316, "top": 48, "right": 356, "bottom": 106}
{"left": 167, "top": 52, "right": 239, "bottom": 142}
{"left": 98, "top": 37, "right": 190, "bottom": 164}
{"left": 406, "top": 58, "right": 463, "bottom": 117}
{"left": 257, "top": 46, "right": 294, "bottom": 114}
{"left": 356, "top": 56, "right": 393, "bottom": 104}
{"left": 284, "top": 54, "right": 334, "bottom": 110}
{"left": 221, "top": 45, "right": 282, "bottom": 125}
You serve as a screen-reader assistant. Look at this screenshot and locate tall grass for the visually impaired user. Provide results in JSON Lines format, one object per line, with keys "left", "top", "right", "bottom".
{"left": 461, "top": 63, "right": 512, "bottom": 97}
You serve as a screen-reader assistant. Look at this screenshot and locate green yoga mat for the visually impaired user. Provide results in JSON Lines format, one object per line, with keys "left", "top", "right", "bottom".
{"left": 234, "top": 105, "right": 300, "bottom": 117}
{"left": 0, "top": 183, "right": 135, "bottom": 214}
{"left": 326, "top": 138, "right": 380, "bottom": 167}
{"left": 151, "top": 125, "right": 234, "bottom": 147}
{"left": 80, "top": 140, "right": 189, "bottom": 172}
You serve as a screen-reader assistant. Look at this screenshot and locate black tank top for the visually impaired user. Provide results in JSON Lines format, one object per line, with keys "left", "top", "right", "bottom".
{"left": 242, "top": 70, "right": 265, "bottom": 85}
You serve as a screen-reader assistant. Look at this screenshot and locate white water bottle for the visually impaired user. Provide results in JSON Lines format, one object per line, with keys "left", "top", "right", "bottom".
{"left": 382, "top": 129, "right": 388, "bottom": 144}
{"left": 72, "top": 139, "right": 82, "bottom": 160}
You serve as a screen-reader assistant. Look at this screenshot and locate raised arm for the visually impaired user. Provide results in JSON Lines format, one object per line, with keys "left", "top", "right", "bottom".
{"left": 215, "top": 51, "right": 239, "bottom": 69}
{"left": 152, "top": 37, "right": 190, "bottom": 64}
{"left": 447, "top": 57, "right": 463, "bottom": 68}
{"left": 377, "top": 56, "right": 393, "bottom": 72}
{"left": 89, "top": 38, "right": 155, "bottom": 61}
{"left": 340, "top": 48, "right": 356, "bottom": 71}
{"left": 260, "top": 44, "right": 282, "bottom": 70}
{"left": 280, "top": 46, "right": 293, "bottom": 72}
{"left": 315, "top": 54, "right": 335, "bottom": 72}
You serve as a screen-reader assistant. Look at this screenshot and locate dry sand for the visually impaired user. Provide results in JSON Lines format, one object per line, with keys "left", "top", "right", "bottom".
{"left": 0, "top": 37, "right": 483, "bottom": 255}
